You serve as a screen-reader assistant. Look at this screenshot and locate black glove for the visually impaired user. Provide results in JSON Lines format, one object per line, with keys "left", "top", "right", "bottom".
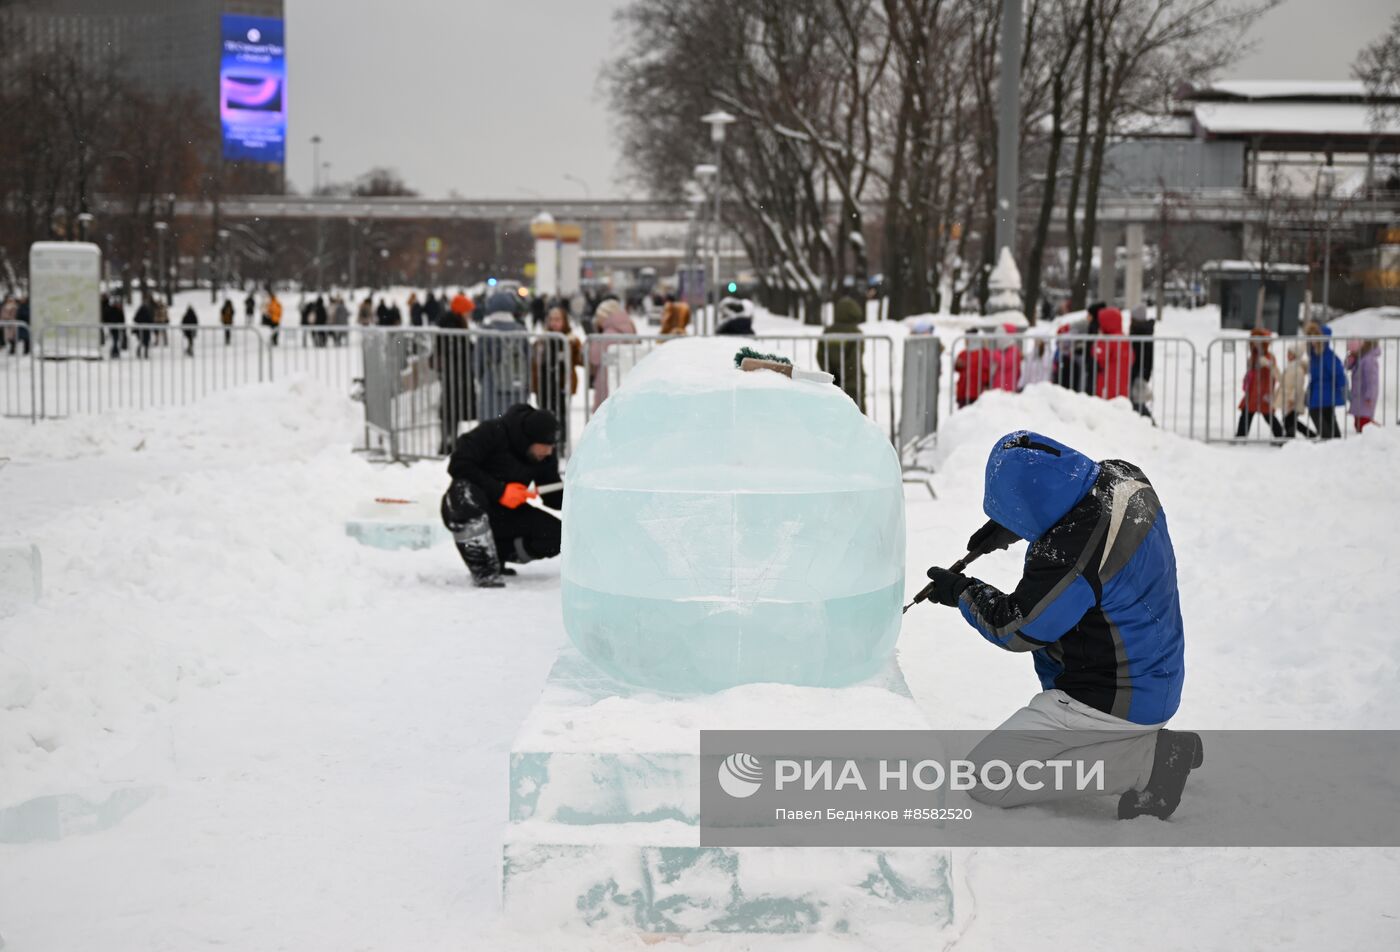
{"left": 966, "top": 519, "right": 1020, "bottom": 556}
{"left": 923, "top": 567, "right": 971, "bottom": 607}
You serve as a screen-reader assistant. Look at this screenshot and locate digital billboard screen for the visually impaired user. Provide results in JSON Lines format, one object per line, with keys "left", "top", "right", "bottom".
{"left": 220, "top": 15, "right": 286, "bottom": 164}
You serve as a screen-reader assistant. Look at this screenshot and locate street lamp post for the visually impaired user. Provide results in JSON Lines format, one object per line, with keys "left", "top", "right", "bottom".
{"left": 701, "top": 110, "right": 735, "bottom": 334}
{"left": 217, "top": 228, "right": 231, "bottom": 299}
{"left": 311, "top": 135, "right": 323, "bottom": 194}
{"left": 154, "top": 221, "right": 169, "bottom": 305}
{"left": 1318, "top": 165, "right": 1339, "bottom": 321}
{"left": 693, "top": 163, "right": 717, "bottom": 331}
{"left": 76, "top": 212, "right": 94, "bottom": 243}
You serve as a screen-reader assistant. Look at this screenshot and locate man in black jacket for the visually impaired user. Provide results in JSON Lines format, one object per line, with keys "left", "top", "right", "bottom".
{"left": 441, "top": 404, "right": 563, "bottom": 587}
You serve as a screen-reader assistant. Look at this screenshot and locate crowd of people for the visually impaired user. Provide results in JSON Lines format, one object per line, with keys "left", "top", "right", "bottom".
{"left": 1, "top": 293, "right": 30, "bottom": 355}
{"left": 953, "top": 302, "right": 1158, "bottom": 418}
{"left": 949, "top": 300, "right": 1381, "bottom": 441}
{"left": 1233, "top": 320, "right": 1378, "bottom": 440}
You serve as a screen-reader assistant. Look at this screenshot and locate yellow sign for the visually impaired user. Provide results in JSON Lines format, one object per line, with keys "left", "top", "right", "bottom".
{"left": 523, "top": 262, "right": 537, "bottom": 278}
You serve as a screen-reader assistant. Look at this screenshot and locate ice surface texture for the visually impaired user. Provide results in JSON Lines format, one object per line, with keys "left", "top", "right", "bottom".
{"left": 562, "top": 338, "right": 904, "bottom": 692}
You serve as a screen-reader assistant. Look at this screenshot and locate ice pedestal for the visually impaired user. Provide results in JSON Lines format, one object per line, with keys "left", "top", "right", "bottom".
{"left": 501, "top": 648, "right": 956, "bottom": 935}
{"left": 344, "top": 498, "right": 446, "bottom": 550}
{"left": 562, "top": 338, "right": 905, "bottom": 693}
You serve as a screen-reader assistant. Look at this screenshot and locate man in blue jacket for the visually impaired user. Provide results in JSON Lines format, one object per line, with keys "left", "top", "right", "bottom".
{"left": 922, "top": 431, "right": 1201, "bottom": 819}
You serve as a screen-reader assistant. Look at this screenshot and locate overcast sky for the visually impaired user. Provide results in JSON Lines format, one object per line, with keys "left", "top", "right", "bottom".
{"left": 285, "top": 0, "right": 1390, "bottom": 200}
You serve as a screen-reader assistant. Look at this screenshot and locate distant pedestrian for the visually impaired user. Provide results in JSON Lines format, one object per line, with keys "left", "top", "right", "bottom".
{"left": 220, "top": 298, "right": 236, "bottom": 346}
{"left": 1, "top": 295, "right": 16, "bottom": 356}
{"left": 154, "top": 299, "right": 170, "bottom": 347}
{"left": 1303, "top": 321, "right": 1346, "bottom": 440}
{"left": 356, "top": 297, "right": 374, "bottom": 327}
{"left": 449, "top": 290, "right": 473, "bottom": 325}
{"left": 1277, "top": 344, "right": 1316, "bottom": 439}
{"left": 1128, "top": 303, "right": 1155, "bottom": 419}
{"left": 102, "top": 294, "right": 128, "bottom": 358}
{"left": 134, "top": 294, "right": 155, "bottom": 358}
{"left": 1346, "top": 339, "right": 1380, "bottom": 433}
{"left": 424, "top": 291, "right": 442, "bottom": 326}
{"left": 475, "top": 292, "right": 531, "bottom": 421}
{"left": 332, "top": 295, "right": 350, "bottom": 345}
{"left": 179, "top": 304, "right": 199, "bottom": 356}
{"left": 819, "top": 292, "right": 866, "bottom": 410}
{"left": 9, "top": 295, "right": 30, "bottom": 355}
{"left": 1235, "top": 328, "right": 1283, "bottom": 439}
{"left": 1092, "top": 307, "right": 1133, "bottom": 400}
{"left": 409, "top": 293, "right": 424, "bottom": 327}
{"left": 244, "top": 291, "right": 257, "bottom": 326}
{"left": 992, "top": 324, "right": 1023, "bottom": 392}
{"left": 436, "top": 294, "right": 475, "bottom": 452}
{"left": 588, "top": 298, "right": 637, "bottom": 411}
{"left": 313, "top": 295, "right": 329, "bottom": 347}
{"left": 532, "top": 305, "right": 584, "bottom": 447}
{"left": 263, "top": 289, "right": 283, "bottom": 347}
{"left": 660, "top": 293, "right": 691, "bottom": 336}
{"left": 954, "top": 334, "right": 994, "bottom": 408}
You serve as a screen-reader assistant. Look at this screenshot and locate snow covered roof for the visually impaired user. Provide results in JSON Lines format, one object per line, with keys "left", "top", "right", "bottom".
{"left": 1194, "top": 80, "right": 1374, "bottom": 101}
{"left": 1182, "top": 79, "right": 1400, "bottom": 143}
{"left": 1193, "top": 101, "right": 1399, "bottom": 138}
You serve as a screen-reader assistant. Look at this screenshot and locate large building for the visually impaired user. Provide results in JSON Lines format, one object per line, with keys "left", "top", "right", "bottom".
{"left": 2, "top": 0, "right": 285, "bottom": 160}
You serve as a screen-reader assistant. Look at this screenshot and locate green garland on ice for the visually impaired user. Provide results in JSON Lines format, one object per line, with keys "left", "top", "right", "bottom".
{"left": 732, "top": 347, "right": 792, "bottom": 369}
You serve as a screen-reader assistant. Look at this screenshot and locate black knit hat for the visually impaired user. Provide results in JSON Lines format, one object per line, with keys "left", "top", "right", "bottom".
{"left": 521, "top": 408, "right": 559, "bottom": 445}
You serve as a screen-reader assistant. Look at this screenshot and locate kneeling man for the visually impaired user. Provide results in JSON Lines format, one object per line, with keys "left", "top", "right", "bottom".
{"left": 441, "top": 405, "right": 563, "bottom": 588}
{"left": 922, "top": 431, "right": 1200, "bottom": 819}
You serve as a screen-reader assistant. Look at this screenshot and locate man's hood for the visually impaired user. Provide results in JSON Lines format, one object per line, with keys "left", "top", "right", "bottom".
{"left": 983, "top": 431, "right": 1100, "bottom": 542}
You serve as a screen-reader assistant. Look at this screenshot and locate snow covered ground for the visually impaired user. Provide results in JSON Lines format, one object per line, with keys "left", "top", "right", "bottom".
{"left": 1, "top": 313, "right": 1399, "bottom": 949}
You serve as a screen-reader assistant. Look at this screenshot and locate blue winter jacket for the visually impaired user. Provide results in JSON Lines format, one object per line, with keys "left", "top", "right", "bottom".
{"left": 956, "top": 431, "right": 1186, "bottom": 725}
{"left": 1307, "top": 326, "right": 1347, "bottom": 409}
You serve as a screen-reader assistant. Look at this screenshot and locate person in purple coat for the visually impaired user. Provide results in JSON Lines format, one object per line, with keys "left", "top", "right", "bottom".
{"left": 1346, "top": 340, "right": 1381, "bottom": 433}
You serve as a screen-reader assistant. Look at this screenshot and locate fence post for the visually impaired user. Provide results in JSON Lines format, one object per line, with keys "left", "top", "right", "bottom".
{"left": 899, "top": 335, "right": 941, "bottom": 457}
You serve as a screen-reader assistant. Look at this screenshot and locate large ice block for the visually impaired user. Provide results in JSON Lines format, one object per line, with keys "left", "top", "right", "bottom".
{"left": 501, "top": 647, "right": 956, "bottom": 936}
{"left": 562, "top": 338, "right": 904, "bottom": 692}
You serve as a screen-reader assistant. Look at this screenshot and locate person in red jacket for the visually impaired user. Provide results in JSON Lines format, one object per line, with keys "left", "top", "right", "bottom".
{"left": 1236, "top": 327, "right": 1284, "bottom": 438}
{"left": 1092, "top": 307, "right": 1134, "bottom": 400}
{"left": 955, "top": 334, "right": 996, "bottom": 408}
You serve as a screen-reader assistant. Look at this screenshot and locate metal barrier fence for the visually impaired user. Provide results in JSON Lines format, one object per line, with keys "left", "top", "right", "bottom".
{"left": 944, "top": 333, "right": 1199, "bottom": 439}
{"left": 9, "top": 320, "right": 1395, "bottom": 456}
{"left": 32, "top": 324, "right": 268, "bottom": 418}
{"left": 267, "top": 324, "right": 365, "bottom": 397}
{"left": 581, "top": 333, "right": 899, "bottom": 443}
{"left": 1, "top": 320, "right": 36, "bottom": 422}
{"left": 1204, "top": 334, "right": 1400, "bottom": 444}
{"left": 358, "top": 327, "right": 575, "bottom": 462}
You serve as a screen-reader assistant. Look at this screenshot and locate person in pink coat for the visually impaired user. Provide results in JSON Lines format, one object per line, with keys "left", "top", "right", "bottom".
{"left": 588, "top": 298, "right": 638, "bottom": 411}
{"left": 1346, "top": 339, "right": 1380, "bottom": 432}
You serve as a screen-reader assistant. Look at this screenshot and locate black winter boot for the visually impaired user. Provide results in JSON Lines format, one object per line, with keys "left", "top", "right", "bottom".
{"left": 453, "top": 520, "right": 504, "bottom": 588}
{"left": 1118, "top": 730, "right": 1203, "bottom": 820}
{"left": 442, "top": 483, "right": 504, "bottom": 588}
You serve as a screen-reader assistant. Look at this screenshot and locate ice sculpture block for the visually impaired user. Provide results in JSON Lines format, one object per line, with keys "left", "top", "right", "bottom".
{"left": 562, "top": 338, "right": 904, "bottom": 692}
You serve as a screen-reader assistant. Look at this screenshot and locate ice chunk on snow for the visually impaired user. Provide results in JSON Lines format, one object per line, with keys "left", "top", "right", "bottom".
{"left": 562, "top": 338, "right": 905, "bottom": 692}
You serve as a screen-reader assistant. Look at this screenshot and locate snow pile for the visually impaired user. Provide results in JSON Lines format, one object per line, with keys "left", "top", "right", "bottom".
{"left": 0, "top": 361, "right": 1397, "bottom": 949}
{"left": 900, "top": 382, "right": 1400, "bottom": 729}
{"left": 1328, "top": 306, "right": 1400, "bottom": 337}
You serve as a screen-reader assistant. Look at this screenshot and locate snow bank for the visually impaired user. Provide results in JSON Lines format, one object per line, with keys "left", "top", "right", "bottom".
{"left": 900, "top": 382, "right": 1400, "bottom": 730}
{"left": 0, "top": 358, "right": 1397, "bottom": 949}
